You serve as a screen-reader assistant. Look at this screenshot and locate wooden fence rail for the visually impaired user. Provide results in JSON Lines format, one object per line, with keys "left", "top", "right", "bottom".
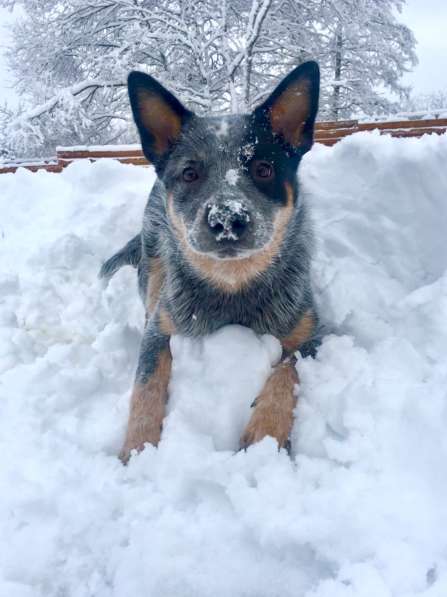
{"left": 1, "top": 118, "right": 446, "bottom": 175}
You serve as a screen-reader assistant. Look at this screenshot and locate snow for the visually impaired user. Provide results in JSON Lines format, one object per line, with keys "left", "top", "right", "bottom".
{"left": 1, "top": 132, "right": 447, "bottom": 596}
{"left": 225, "top": 168, "right": 239, "bottom": 186}
{"left": 0, "top": 158, "right": 58, "bottom": 168}
{"left": 240, "top": 144, "right": 255, "bottom": 163}
{"left": 56, "top": 144, "right": 142, "bottom": 153}
{"left": 207, "top": 198, "right": 249, "bottom": 241}
{"left": 360, "top": 111, "right": 447, "bottom": 122}
{"left": 3, "top": 0, "right": 417, "bottom": 157}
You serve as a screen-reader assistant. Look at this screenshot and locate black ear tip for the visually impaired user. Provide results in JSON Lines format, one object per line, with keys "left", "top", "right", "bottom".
{"left": 299, "top": 60, "right": 320, "bottom": 81}
{"left": 128, "top": 70, "right": 141, "bottom": 84}
{"left": 127, "top": 70, "right": 158, "bottom": 92}
{"left": 127, "top": 71, "right": 142, "bottom": 93}
{"left": 128, "top": 70, "right": 144, "bottom": 84}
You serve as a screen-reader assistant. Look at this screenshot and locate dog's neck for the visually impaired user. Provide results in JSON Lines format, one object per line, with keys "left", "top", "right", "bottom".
{"left": 159, "top": 203, "right": 313, "bottom": 338}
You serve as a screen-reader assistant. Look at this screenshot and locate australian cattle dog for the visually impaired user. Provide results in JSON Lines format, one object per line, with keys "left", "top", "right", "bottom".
{"left": 100, "top": 61, "right": 321, "bottom": 463}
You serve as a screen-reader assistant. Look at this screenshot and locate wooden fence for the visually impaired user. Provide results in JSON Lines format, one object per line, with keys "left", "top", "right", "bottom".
{"left": 1, "top": 118, "right": 446, "bottom": 175}
{"left": 314, "top": 118, "right": 447, "bottom": 145}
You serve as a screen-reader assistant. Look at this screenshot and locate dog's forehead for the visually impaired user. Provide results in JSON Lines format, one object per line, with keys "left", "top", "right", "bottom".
{"left": 205, "top": 115, "right": 245, "bottom": 140}
{"left": 190, "top": 114, "right": 250, "bottom": 157}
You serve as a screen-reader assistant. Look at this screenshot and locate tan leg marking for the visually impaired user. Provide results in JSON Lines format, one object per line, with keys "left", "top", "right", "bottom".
{"left": 158, "top": 308, "right": 176, "bottom": 336}
{"left": 146, "top": 257, "right": 166, "bottom": 316}
{"left": 166, "top": 184, "right": 294, "bottom": 293}
{"left": 240, "top": 359, "right": 298, "bottom": 450}
{"left": 120, "top": 348, "right": 172, "bottom": 463}
{"left": 281, "top": 309, "right": 315, "bottom": 355}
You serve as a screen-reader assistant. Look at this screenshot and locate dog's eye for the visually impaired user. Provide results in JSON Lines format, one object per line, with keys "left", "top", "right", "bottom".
{"left": 182, "top": 167, "right": 199, "bottom": 183}
{"left": 253, "top": 161, "right": 274, "bottom": 181}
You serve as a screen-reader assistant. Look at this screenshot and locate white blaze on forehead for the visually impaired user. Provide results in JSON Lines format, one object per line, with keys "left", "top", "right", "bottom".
{"left": 216, "top": 120, "right": 229, "bottom": 139}
{"left": 225, "top": 169, "right": 239, "bottom": 186}
{"left": 208, "top": 119, "right": 230, "bottom": 140}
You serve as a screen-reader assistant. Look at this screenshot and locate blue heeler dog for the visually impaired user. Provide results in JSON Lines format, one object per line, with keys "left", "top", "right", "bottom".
{"left": 100, "top": 61, "right": 321, "bottom": 463}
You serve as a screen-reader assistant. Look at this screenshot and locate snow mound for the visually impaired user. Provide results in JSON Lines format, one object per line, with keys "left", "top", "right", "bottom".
{"left": 1, "top": 133, "right": 447, "bottom": 596}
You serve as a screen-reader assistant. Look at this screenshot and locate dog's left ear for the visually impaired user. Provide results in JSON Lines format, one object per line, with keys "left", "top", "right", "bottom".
{"left": 254, "top": 61, "right": 320, "bottom": 153}
{"left": 128, "top": 71, "right": 192, "bottom": 167}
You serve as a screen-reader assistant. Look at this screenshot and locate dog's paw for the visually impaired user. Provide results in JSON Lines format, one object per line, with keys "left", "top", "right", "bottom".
{"left": 119, "top": 446, "right": 133, "bottom": 465}
{"left": 119, "top": 424, "right": 162, "bottom": 465}
{"left": 239, "top": 409, "right": 292, "bottom": 452}
{"left": 119, "top": 441, "right": 146, "bottom": 465}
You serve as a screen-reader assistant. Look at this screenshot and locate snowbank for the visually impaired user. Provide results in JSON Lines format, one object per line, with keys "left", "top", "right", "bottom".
{"left": 1, "top": 132, "right": 447, "bottom": 597}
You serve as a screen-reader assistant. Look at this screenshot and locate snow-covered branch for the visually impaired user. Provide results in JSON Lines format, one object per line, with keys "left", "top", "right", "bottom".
{"left": 1, "top": 0, "right": 417, "bottom": 156}
{"left": 10, "top": 79, "right": 125, "bottom": 124}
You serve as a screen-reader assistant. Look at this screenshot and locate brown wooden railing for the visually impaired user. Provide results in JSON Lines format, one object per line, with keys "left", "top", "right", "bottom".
{"left": 314, "top": 118, "right": 447, "bottom": 145}
{"left": 1, "top": 118, "right": 446, "bottom": 174}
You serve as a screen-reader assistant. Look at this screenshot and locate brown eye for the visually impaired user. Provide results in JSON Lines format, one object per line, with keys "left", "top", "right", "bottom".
{"left": 253, "top": 161, "right": 274, "bottom": 180}
{"left": 182, "top": 166, "right": 199, "bottom": 182}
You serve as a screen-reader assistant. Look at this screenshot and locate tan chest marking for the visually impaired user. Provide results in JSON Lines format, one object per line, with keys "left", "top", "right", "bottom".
{"left": 166, "top": 184, "right": 295, "bottom": 293}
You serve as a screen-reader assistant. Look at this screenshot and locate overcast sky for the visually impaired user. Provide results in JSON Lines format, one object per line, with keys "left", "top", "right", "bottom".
{"left": 0, "top": 0, "right": 446, "bottom": 107}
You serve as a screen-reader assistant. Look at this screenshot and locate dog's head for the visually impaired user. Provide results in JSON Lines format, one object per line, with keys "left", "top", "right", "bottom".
{"left": 128, "top": 62, "right": 319, "bottom": 266}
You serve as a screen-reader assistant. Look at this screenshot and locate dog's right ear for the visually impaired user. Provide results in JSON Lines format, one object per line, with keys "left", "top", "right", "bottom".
{"left": 128, "top": 71, "right": 192, "bottom": 167}
{"left": 253, "top": 61, "right": 320, "bottom": 154}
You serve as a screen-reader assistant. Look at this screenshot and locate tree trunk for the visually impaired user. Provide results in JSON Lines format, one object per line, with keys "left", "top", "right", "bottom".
{"left": 243, "top": 51, "right": 253, "bottom": 110}
{"left": 331, "top": 28, "right": 343, "bottom": 121}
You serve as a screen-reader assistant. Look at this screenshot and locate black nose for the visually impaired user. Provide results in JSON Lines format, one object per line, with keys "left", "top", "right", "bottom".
{"left": 206, "top": 202, "right": 250, "bottom": 242}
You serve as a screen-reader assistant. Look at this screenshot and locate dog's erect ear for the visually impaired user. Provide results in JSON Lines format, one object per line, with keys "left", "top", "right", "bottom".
{"left": 128, "top": 71, "right": 192, "bottom": 166}
{"left": 254, "top": 61, "right": 320, "bottom": 153}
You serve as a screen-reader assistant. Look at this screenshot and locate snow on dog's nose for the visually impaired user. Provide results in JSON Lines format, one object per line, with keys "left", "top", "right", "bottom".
{"left": 206, "top": 199, "right": 250, "bottom": 242}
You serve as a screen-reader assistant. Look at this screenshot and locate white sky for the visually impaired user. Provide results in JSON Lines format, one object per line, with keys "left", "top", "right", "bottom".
{"left": 400, "top": 0, "right": 447, "bottom": 94}
{"left": 0, "top": 5, "right": 18, "bottom": 106}
{"left": 0, "top": 0, "right": 446, "bottom": 107}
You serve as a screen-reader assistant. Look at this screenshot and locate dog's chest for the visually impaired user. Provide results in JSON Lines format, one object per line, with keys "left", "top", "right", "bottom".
{"left": 167, "top": 274, "right": 297, "bottom": 338}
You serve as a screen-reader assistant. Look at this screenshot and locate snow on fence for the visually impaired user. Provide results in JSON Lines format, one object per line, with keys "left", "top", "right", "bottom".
{"left": 1, "top": 118, "right": 447, "bottom": 174}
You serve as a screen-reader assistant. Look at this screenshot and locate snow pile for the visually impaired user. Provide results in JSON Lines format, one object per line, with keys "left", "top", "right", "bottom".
{"left": 1, "top": 132, "right": 447, "bottom": 597}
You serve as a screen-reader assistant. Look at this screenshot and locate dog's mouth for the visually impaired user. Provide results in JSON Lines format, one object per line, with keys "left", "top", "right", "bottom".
{"left": 202, "top": 243, "right": 260, "bottom": 261}
{"left": 185, "top": 232, "right": 269, "bottom": 261}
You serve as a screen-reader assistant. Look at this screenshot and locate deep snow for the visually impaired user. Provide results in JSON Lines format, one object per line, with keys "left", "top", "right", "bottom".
{"left": 1, "top": 132, "right": 447, "bottom": 597}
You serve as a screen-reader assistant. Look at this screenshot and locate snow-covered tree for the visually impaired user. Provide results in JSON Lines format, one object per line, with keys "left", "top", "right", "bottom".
{"left": 0, "top": 0, "right": 417, "bottom": 157}
{"left": 398, "top": 90, "right": 447, "bottom": 117}
{"left": 316, "top": 0, "right": 417, "bottom": 120}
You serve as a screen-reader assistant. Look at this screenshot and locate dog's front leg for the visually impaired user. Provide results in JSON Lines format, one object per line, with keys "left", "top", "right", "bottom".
{"left": 119, "top": 318, "right": 171, "bottom": 464}
{"left": 240, "top": 310, "right": 315, "bottom": 451}
{"left": 239, "top": 356, "right": 298, "bottom": 451}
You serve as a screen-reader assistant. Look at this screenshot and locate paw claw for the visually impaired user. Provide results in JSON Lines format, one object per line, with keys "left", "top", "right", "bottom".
{"left": 119, "top": 449, "right": 131, "bottom": 465}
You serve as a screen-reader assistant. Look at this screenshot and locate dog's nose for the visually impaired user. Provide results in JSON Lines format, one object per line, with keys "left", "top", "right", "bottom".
{"left": 206, "top": 201, "right": 250, "bottom": 242}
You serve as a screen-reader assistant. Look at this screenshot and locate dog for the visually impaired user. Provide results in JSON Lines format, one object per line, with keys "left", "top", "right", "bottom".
{"left": 100, "top": 61, "right": 321, "bottom": 463}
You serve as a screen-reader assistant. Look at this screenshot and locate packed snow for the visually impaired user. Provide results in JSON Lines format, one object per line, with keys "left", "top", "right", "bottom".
{"left": 1, "top": 132, "right": 447, "bottom": 597}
